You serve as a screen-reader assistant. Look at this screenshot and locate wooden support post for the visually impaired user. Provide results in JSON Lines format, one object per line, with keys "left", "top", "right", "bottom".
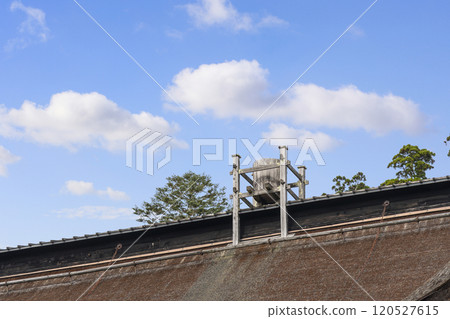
{"left": 232, "top": 154, "right": 241, "bottom": 245}
{"left": 298, "top": 165, "right": 306, "bottom": 199}
{"left": 279, "top": 146, "right": 288, "bottom": 238}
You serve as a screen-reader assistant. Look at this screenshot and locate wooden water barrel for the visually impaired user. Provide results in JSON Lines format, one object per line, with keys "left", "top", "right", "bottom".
{"left": 252, "top": 158, "right": 280, "bottom": 206}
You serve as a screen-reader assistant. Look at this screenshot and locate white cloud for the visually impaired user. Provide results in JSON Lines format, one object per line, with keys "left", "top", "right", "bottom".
{"left": 63, "top": 180, "right": 129, "bottom": 201}
{"left": 166, "top": 59, "right": 269, "bottom": 118}
{"left": 262, "top": 123, "right": 340, "bottom": 152}
{"left": 165, "top": 59, "right": 427, "bottom": 135}
{"left": 0, "top": 91, "right": 186, "bottom": 151}
{"left": 5, "top": 1, "right": 50, "bottom": 51}
{"left": 98, "top": 187, "right": 130, "bottom": 201}
{"left": 55, "top": 206, "right": 134, "bottom": 220}
{"left": 63, "top": 180, "right": 95, "bottom": 196}
{"left": 0, "top": 145, "right": 21, "bottom": 177}
{"left": 257, "top": 15, "right": 289, "bottom": 28}
{"left": 281, "top": 84, "right": 425, "bottom": 135}
{"left": 184, "top": 0, "right": 287, "bottom": 31}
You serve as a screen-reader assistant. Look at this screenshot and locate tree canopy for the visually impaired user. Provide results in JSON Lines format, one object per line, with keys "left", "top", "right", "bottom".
{"left": 331, "top": 172, "right": 369, "bottom": 193}
{"left": 381, "top": 144, "right": 435, "bottom": 186}
{"left": 445, "top": 135, "right": 450, "bottom": 157}
{"left": 133, "top": 171, "right": 230, "bottom": 224}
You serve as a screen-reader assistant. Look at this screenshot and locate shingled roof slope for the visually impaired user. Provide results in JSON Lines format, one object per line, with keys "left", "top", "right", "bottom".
{"left": 1, "top": 212, "right": 449, "bottom": 301}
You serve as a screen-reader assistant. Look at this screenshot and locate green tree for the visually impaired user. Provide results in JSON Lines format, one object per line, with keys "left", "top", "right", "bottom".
{"left": 381, "top": 144, "right": 435, "bottom": 186}
{"left": 445, "top": 135, "right": 450, "bottom": 157}
{"left": 331, "top": 172, "right": 369, "bottom": 193}
{"left": 133, "top": 171, "right": 230, "bottom": 224}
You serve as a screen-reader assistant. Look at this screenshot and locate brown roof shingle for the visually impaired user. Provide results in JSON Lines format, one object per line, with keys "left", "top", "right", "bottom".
{"left": 1, "top": 212, "right": 449, "bottom": 301}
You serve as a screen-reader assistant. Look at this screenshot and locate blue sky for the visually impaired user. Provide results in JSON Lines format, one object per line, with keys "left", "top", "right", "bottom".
{"left": 0, "top": 0, "right": 449, "bottom": 248}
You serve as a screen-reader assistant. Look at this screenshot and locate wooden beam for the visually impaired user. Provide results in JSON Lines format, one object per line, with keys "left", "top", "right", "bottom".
{"left": 298, "top": 166, "right": 306, "bottom": 199}
{"left": 232, "top": 154, "right": 241, "bottom": 246}
{"left": 239, "top": 188, "right": 279, "bottom": 199}
{"left": 287, "top": 163, "right": 302, "bottom": 180}
{"left": 241, "top": 173, "right": 253, "bottom": 186}
{"left": 287, "top": 182, "right": 299, "bottom": 189}
{"left": 240, "top": 183, "right": 297, "bottom": 199}
{"left": 287, "top": 188, "right": 300, "bottom": 200}
{"left": 239, "top": 163, "right": 279, "bottom": 174}
{"left": 241, "top": 197, "right": 254, "bottom": 209}
{"left": 279, "top": 146, "right": 288, "bottom": 238}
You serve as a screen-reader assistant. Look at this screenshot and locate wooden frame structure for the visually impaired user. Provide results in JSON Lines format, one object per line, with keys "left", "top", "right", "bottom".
{"left": 231, "top": 146, "right": 308, "bottom": 245}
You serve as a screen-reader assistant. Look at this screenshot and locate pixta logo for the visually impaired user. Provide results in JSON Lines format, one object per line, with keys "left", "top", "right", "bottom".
{"left": 192, "top": 138, "right": 325, "bottom": 166}
{"left": 126, "top": 129, "right": 172, "bottom": 175}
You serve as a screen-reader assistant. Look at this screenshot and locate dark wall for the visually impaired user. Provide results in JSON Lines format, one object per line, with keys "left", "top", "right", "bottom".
{"left": 1, "top": 180, "right": 449, "bottom": 277}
